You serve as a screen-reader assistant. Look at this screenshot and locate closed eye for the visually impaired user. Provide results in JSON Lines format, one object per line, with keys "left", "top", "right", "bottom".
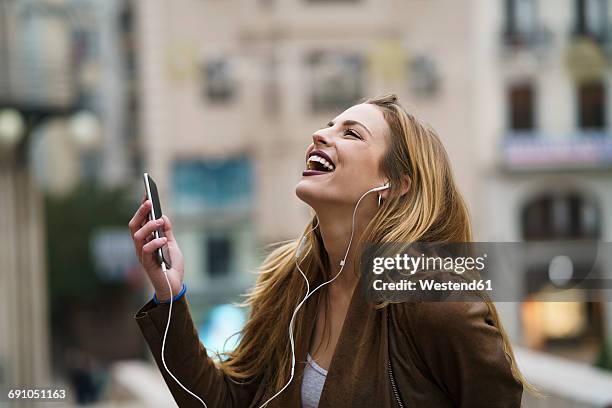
{"left": 345, "top": 128, "right": 363, "bottom": 140}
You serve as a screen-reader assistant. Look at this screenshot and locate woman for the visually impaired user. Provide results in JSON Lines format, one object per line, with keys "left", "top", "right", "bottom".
{"left": 129, "top": 94, "right": 528, "bottom": 407}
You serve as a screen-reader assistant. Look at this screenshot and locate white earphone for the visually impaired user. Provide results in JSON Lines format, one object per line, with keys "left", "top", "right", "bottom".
{"left": 372, "top": 183, "right": 389, "bottom": 208}
{"left": 159, "top": 182, "right": 390, "bottom": 408}
{"left": 371, "top": 182, "right": 390, "bottom": 193}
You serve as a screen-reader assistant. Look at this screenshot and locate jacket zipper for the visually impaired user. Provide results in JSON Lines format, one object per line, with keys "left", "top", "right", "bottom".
{"left": 387, "top": 359, "right": 405, "bottom": 408}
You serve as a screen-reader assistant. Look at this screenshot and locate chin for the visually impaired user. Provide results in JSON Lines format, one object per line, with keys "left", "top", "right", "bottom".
{"left": 295, "top": 180, "right": 317, "bottom": 206}
{"left": 295, "top": 179, "right": 332, "bottom": 209}
{"left": 295, "top": 178, "right": 348, "bottom": 210}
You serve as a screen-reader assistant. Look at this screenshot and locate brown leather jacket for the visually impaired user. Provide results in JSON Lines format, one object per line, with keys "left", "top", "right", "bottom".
{"left": 135, "top": 285, "right": 523, "bottom": 408}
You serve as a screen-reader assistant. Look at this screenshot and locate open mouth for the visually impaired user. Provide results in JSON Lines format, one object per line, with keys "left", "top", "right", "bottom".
{"left": 304, "top": 150, "right": 335, "bottom": 175}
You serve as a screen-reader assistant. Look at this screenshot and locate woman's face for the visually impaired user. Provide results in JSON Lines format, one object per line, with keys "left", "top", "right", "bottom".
{"left": 295, "top": 103, "right": 391, "bottom": 210}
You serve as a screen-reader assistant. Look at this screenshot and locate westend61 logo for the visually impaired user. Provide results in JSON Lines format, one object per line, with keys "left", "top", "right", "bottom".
{"left": 360, "top": 242, "right": 612, "bottom": 303}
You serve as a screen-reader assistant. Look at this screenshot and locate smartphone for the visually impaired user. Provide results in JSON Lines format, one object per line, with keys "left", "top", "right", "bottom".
{"left": 143, "top": 173, "right": 171, "bottom": 268}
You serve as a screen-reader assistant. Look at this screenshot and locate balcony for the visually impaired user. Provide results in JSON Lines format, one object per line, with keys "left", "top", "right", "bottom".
{"left": 500, "top": 27, "right": 554, "bottom": 58}
{"left": 0, "top": 2, "right": 77, "bottom": 110}
{"left": 500, "top": 131, "right": 612, "bottom": 172}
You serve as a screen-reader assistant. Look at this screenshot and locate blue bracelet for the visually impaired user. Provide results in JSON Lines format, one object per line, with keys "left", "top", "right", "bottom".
{"left": 153, "top": 283, "right": 187, "bottom": 305}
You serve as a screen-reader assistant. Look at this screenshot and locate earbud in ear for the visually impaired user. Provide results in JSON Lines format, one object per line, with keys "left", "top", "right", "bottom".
{"left": 369, "top": 183, "right": 390, "bottom": 193}
{"left": 375, "top": 182, "right": 389, "bottom": 207}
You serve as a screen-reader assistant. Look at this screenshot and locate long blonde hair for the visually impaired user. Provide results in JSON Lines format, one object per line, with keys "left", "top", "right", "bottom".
{"left": 218, "top": 93, "right": 535, "bottom": 399}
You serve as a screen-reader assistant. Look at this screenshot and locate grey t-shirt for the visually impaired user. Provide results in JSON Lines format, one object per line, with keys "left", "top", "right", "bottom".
{"left": 301, "top": 354, "right": 328, "bottom": 408}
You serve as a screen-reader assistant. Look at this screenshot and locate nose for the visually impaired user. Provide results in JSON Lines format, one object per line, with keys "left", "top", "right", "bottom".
{"left": 312, "top": 132, "right": 330, "bottom": 147}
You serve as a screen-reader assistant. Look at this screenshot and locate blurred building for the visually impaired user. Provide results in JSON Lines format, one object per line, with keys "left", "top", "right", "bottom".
{"left": 0, "top": 0, "right": 73, "bottom": 393}
{"left": 473, "top": 0, "right": 612, "bottom": 362}
{"left": 25, "top": 0, "right": 139, "bottom": 194}
{"left": 0, "top": 0, "right": 138, "bottom": 197}
{"left": 134, "top": 0, "right": 612, "bottom": 404}
{"left": 0, "top": 0, "right": 140, "bottom": 398}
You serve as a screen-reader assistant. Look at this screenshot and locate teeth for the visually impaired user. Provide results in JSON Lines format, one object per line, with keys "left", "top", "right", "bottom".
{"left": 307, "top": 155, "right": 334, "bottom": 171}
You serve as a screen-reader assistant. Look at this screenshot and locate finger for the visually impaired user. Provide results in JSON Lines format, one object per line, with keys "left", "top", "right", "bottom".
{"left": 128, "top": 200, "right": 151, "bottom": 231}
{"left": 134, "top": 218, "right": 165, "bottom": 247}
{"left": 128, "top": 200, "right": 152, "bottom": 236}
{"left": 142, "top": 236, "right": 167, "bottom": 255}
{"left": 161, "top": 244, "right": 172, "bottom": 269}
{"left": 161, "top": 215, "right": 176, "bottom": 242}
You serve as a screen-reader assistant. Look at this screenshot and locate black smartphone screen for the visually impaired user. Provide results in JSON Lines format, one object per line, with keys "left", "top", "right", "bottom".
{"left": 148, "top": 176, "right": 163, "bottom": 221}
{"left": 143, "top": 173, "right": 171, "bottom": 267}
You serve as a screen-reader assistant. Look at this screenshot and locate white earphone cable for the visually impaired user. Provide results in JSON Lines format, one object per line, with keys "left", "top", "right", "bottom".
{"left": 157, "top": 183, "right": 387, "bottom": 408}
{"left": 160, "top": 261, "right": 208, "bottom": 407}
{"left": 257, "top": 183, "right": 388, "bottom": 407}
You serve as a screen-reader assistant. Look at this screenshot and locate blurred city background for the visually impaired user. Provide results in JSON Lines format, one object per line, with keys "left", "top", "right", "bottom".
{"left": 1, "top": 0, "right": 612, "bottom": 406}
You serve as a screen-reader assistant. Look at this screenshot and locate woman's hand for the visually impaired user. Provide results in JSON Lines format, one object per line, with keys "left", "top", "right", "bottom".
{"left": 129, "top": 194, "right": 184, "bottom": 303}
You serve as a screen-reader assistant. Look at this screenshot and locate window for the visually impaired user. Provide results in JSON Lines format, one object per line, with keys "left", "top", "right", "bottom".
{"left": 522, "top": 193, "right": 601, "bottom": 240}
{"left": 575, "top": 0, "right": 608, "bottom": 41}
{"left": 504, "top": 0, "right": 537, "bottom": 43}
{"left": 520, "top": 193, "right": 603, "bottom": 354}
{"left": 205, "top": 234, "right": 233, "bottom": 278}
{"left": 203, "top": 59, "right": 235, "bottom": 103}
{"left": 509, "top": 84, "right": 535, "bottom": 131}
{"left": 308, "top": 51, "right": 363, "bottom": 112}
{"left": 579, "top": 81, "right": 605, "bottom": 130}
{"left": 172, "top": 157, "right": 253, "bottom": 214}
{"left": 408, "top": 56, "right": 439, "bottom": 97}
{"left": 172, "top": 158, "right": 255, "bottom": 283}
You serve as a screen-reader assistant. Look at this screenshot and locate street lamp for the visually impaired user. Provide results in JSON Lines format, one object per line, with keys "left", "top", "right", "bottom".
{"left": 0, "top": 108, "right": 25, "bottom": 151}
{"left": 68, "top": 110, "right": 102, "bottom": 152}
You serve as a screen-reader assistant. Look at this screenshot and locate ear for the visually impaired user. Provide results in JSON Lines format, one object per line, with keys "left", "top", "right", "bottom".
{"left": 379, "top": 175, "right": 411, "bottom": 200}
{"left": 398, "top": 174, "right": 411, "bottom": 196}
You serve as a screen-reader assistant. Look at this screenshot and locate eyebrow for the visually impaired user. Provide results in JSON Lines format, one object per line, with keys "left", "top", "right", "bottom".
{"left": 327, "top": 119, "right": 373, "bottom": 138}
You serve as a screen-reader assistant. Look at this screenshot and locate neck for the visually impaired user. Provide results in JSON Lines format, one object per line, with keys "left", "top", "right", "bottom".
{"left": 314, "top": 200, "right": 377, "bottom": 295}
